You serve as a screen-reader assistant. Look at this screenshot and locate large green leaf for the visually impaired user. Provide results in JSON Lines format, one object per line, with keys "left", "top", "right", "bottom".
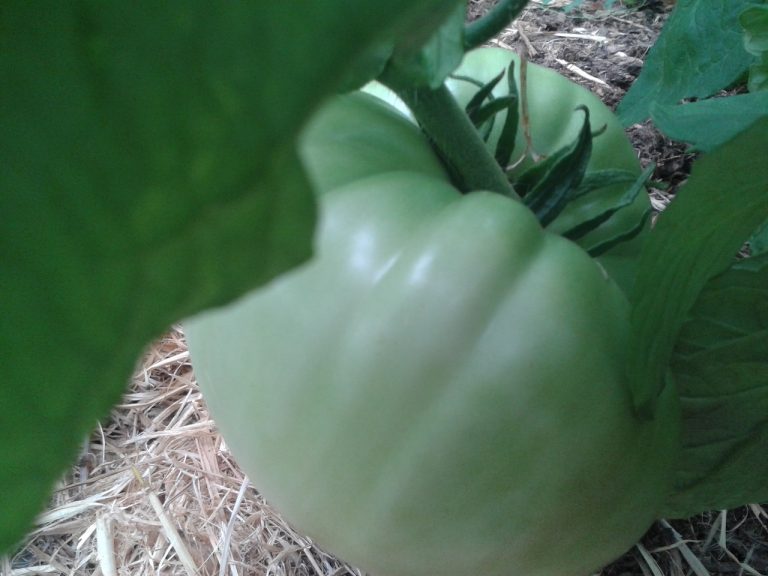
{"left": 627, "top": 117, "right": 768, "bottom": 417}
{"left": 0, "top": 1, "right": 460, "bottom": 553}
{"left": 650, "top": 91, "right": 768, "bottom": 152}
{"left": 663, "top": 253, "right": 768, "bottom": 518}
{"left": 617, "top": 0, "right": 763, "bottom": 126}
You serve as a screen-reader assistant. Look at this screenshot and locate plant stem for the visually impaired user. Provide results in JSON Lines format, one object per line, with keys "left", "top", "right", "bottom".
{"left": 464, "top": 0, "right": 530, "bottom": 51}
{"left": 381, "top": 78, "right": 519, "bottom": 199}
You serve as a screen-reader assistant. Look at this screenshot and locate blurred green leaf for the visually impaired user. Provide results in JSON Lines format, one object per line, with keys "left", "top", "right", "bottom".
{"left": 628, "top": 117, "right": 768, "bottom": 417}
{"left": 618, "top": 0, "right": 763, "bottom": 126}
{"left": 741, "top": 5, "right": 768, "bottom": 92}
{"left": 338, "top": 41, "right": 395, "bottom": 92}
{"left": 384, "top": 1, "right": 467, "bottom": 89}
{"left": 0, "top": 0, "right": 460, "bottom": 553}
{"left": 663, "top": 253, "right": 768, "bottom": 518}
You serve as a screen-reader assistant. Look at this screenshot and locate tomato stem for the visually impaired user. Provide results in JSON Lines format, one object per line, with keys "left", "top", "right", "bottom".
{"left": 381, "top": 79, "right": 520, "bottom": 199}
{"left": 464, "top": 0, "right": 530, "bottom": 51}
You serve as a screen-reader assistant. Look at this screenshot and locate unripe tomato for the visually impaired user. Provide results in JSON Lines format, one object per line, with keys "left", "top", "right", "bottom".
{"left": 186, "top": 170, "right": 678, "bottom": 576}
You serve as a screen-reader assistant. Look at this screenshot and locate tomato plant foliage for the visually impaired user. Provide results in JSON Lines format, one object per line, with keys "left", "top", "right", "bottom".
{"left": 1, "top": 1, "right": 768, "bottom": 574}
{"left": 617, "top": 0, "right": 765, "bottom": 125}
{"left": 0, "top": 0, "right": 463, "bottom": 553}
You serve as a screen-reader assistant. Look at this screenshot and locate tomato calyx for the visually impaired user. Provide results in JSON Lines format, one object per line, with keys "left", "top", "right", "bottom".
{"left": 377, "top": 73, "right": 519, "bottom": 199}
{"left": 458, "top": 61, "right": 652, "bottom": 253}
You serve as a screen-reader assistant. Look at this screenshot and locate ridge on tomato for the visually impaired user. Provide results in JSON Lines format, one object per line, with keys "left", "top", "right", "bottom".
{"left": 186, "top": 170, "right": 679, "bottom": 576}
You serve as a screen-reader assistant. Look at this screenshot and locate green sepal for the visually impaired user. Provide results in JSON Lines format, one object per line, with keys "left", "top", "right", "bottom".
{"left": 494, "top": 59, "right": 520, "bottom": 168}
{"left": 585, "top": 210, "right": 651, "bottom": 258}
{"left": 518, "top": 106, "right": 593, "bottom": 227}
{"left": 464, "top": 69, "right": 505, "bottom": 117}
{"left": 569, "top": 169, "right": 642, "bottom": 201}
{"left": 464, "top": 69, "right": 506, "bottom": 141}
{"left": 562, "top": 165, "right": 653, "bottom": 242}
{"left": 470, "top": 95, "right": 518, "bottom": 131}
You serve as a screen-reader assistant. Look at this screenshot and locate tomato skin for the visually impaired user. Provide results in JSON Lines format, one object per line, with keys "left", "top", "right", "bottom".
{"left": 300, "top": 91, "right": 447, "bottom": 193}
{"left": 364, "top": 47, "right": 651, "bottom": 294}
{"left": 186, "top": 172, "right": 679, "bottom": 576}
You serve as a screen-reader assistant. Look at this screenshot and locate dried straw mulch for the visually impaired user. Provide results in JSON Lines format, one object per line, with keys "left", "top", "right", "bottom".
{"left": 4, "top": 329, "right": 362, "bottom": 576}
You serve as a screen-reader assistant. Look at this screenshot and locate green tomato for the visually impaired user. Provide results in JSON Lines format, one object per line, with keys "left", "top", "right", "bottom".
{"left": 364, "top": 47, "right": 651, "bottom": 294}
{"left": 300, "top": 91, "right": 447, "bottom": 193}
{"left": 186, "top": 172, "right": 679, "bottom": 576}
